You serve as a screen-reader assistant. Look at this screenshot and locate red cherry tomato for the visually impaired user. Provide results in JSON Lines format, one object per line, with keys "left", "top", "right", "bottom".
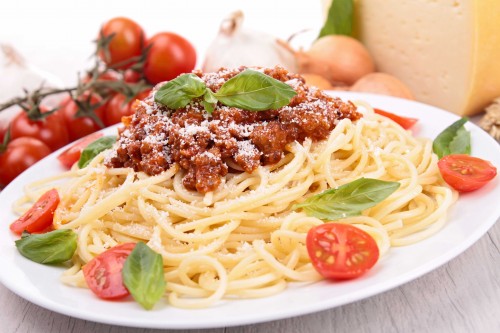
{"left": 98, "top": 17, "right": 145, "bottom": 69}
{"left": 0, "top": 137, "right": 52, "bottom": 187}
{"left": 57, "top": 132, "right": 104, "bottom": 169}
{"left": 374, "top": 108, "right": 418, "bottom": 130}
{"left": 306, "top": 223, "right": 379, "bottom": 280}
{"left": 10, "top": 189, "right": 60, "bottom": 235}
{"left": 123, "top": 69, "right": 142, "bottom": 83}
{"left": 438, "top": 154, "right": 497, "bottom": 192}
{"left": 104, "top": 89, "right": 151, "bottom": 126}
{"left": 82, "top": 70, "right": 120, "bottom": 84}
{"left": 10, "top": 107, "right": 70, "bottom": 151}
{"left": 60, "top": 94, "right": 106, "bottom": 141}
{"left": 83, "top": 243, "right": 136, "bottom": 299}
{"left": 144, "top": 32, "right": 196, "bottom": 84}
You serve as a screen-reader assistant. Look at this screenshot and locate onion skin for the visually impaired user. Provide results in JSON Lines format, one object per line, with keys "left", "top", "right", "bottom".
{"left": 297, "top": 35, "right": 375, "bottom": 86}
{"left": 350, "top": 72, "right": 414, "bottom": 100}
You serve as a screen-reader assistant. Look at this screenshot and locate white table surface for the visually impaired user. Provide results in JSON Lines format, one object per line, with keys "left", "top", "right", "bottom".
{"left": 1, "top": 1, "right": 499, "bottom": 332}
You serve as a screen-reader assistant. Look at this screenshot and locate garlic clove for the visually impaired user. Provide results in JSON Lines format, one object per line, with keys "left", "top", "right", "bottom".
{"left": 202, "top": 11, "right": 297, "bottom": 73}
{"left": 0, "top": 43, "right": 64, "bottom": 121}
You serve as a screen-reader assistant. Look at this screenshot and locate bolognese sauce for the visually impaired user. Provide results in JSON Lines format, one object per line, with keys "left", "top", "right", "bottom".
{"left": 105, "top": 66, "right": 361, "bottom": 193}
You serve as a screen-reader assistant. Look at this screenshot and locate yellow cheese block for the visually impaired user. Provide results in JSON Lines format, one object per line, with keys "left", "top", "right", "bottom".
{"left": 352, "top": 0, "right": 500, "bottom": 115}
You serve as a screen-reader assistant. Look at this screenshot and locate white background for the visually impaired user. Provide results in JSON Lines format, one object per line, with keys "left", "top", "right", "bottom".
{"left": 0, "top": 0, "right": 323, "bottom": 87}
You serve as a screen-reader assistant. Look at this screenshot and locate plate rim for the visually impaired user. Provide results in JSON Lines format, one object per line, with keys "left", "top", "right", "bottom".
{"left": 0, "top": 92, "right": 499, "bottom": 329}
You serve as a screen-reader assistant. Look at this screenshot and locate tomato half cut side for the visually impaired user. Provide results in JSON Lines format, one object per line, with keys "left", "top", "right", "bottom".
{"left": 57, "top": 132, "right": 104, "bottom": 169}
{"left": 83, "top": 243, "right": 136, "bottom": 299}
{"left": 10, "top": 189, "right": 60, "bottom": 235}
{"left": 306, "top": 223, "right": 379, "bottom": 280}
{"left": 374, "top": 108, "right": 418, "bottom": 130}
{"left": 438, "top": 154, "right": 497, "bottom": 192}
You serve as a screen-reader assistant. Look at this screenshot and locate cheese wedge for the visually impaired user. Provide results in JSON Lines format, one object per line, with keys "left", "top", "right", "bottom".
{"left": 351, "top": 0, "right": 500, "bottom": 115}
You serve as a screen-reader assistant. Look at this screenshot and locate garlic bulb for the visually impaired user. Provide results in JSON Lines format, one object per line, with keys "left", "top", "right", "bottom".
{"left": 0, "top": 43, "right": 63, "bottom": 121}
{"left": 202, "top": 11, "right": 297, "bottom": 72}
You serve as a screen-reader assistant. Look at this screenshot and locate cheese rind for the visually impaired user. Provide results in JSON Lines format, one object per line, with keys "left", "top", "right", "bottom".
{"left": 352, "top": 0, "right": 500, "bottom": 115}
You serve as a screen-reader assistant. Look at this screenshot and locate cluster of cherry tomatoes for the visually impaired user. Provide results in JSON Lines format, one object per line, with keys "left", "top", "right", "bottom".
{"left": 0, "top": 17, "right": 196, "bottom": 188}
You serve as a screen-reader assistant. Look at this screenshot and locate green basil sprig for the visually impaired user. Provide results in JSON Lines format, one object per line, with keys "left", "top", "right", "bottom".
{"left": 433, "top": 117, "right": 471, "bottom": 159}
{"left": 293, "top": 178, "right": 400, "bottom": 220}
{"left": 203, "top": 89, "right": 218, "bottom": 114}
{"left": 77, "top": 135, "right": 117, "bottom": 168}
{"left": 318, "top": 0, "right": 353, "bottom": 38}
{"left": 154, "top": 69, "right": 297, "bottom": 113}
{"left": 212, "top": 69, "right": 297, "bottom": 111}
{"left": 154, "top": 73, "right": 207, "bottom": 109}
{"left": 122, "top": 242, "right": 166, "bottom": 310}
{"left": 15, "top": 229, "right": 77, "bottom": 264}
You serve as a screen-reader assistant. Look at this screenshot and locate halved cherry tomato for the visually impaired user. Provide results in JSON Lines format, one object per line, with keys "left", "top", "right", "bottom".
{"left": 438, "top": 154, "right": 497, "bottom": 192}
{"left": 83, "top": 243, "right": 136, "bottom": 299}
{"left": 0, "top": 137, "right": 52, "bottom": 187}
{"left": 57, "top": 132, "right": 104, "bottom": 169}
{"left": 10, "top": 189, "right": 60, "bottom": 235}
{"left": 374, "top": 108, "right": 418, "bottom": 130}
{"left": 306, "top": 223, "right": 379, "bottom": 280}
{"left": 98, "top": 17, "right": 145, "bottom": 69}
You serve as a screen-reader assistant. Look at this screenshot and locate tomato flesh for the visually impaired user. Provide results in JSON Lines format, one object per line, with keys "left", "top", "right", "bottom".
{"left": 438, "top": 154, "right": 497, "bottom": 192}
{"left": 57, "top": 132, "right": 104, "bottom": 169}
{"left": 10, "top": 189, "right": 60, "bottom": 235}
{"left": 306, "top": 223, "right": 379, "bottom": 280}
{"left": 83, "top": 243, "right": 136, "bottom": 299}
{"left": 374, "top": 108, "right": 418, "bottom": 130}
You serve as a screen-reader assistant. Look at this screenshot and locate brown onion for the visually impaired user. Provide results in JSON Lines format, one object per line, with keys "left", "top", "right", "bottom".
{"left": 296, "top": 35, "right": 375, "bottom": 86}
{"left": 350, "top": 72, "right": 414, "bottom": 100}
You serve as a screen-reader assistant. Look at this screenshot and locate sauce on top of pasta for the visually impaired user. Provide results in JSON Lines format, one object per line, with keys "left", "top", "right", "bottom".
{"left": 105, "top": 66, "right": 361, "bottom": 193}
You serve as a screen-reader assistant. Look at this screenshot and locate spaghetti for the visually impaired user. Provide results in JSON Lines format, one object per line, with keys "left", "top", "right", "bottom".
{"left": 14, "top": 105, "right": 455, "bottom": 308}
{"left": 15, "top": 99, "right": 456, "bottom": 308}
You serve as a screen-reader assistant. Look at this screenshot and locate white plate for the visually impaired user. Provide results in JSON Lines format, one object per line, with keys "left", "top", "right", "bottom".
{"left": 0, "top": 92, "right": 499, "bottom": 329}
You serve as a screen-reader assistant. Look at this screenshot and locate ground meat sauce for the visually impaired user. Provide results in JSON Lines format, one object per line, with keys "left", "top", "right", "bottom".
{"left": 105, "top": 66, "right": 361, "bottom": 193}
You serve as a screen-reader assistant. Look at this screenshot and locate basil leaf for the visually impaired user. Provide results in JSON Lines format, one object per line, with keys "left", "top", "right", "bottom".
{"left": 448, "top": 126, "right": 471, "bottom": 156}
{"left": 213, "top": 69, "right": 297, "bottom": 111}
{"left": 318, "top": 0, "right": 353, "bottom": 38}
{"left": 122, "top": 242, "right": 165, "bottom": 310}
{"left": 203, "top": 89, "right": 218, "bottom": 114}
{"left": 154, "top": 74, "right": 207, "bottom": 109}
{"left": 292, "top": 178, "right": 400, "bottom": 220}
{"left": 432, "top": 117, "right": 470, "bottom": 159}
{"left": 15, "top": 229, "right": 77, "bottom": 264}
{"left": 77, "top": 135, "right": 117, "bottom": 168}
